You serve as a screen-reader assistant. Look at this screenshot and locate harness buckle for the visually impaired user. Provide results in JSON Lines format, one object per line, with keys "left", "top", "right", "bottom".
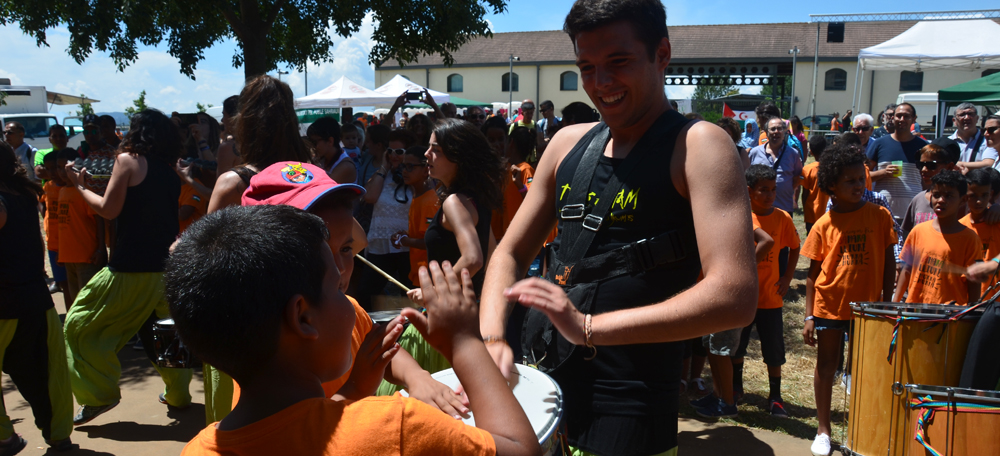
{"left": 560, "top": 204, "right": 585, "bottom": 220}
{"left": 582, "top": 214, "right": 603, "bottom": 232}
{"left": 634, "top": 238, "right": 656, "bottom": 270}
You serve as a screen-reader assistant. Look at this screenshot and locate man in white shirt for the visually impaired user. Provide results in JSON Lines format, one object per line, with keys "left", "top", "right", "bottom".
{"left": 3, "top": 121, "right": 38, "bottom": 182}
{"left": 951, "top": 103, "right": 997, "bottom": 170}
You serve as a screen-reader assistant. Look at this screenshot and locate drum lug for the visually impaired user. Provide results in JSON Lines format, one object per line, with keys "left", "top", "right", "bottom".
{"left": 892, "top": 382, "right": 904, "bottom": 396}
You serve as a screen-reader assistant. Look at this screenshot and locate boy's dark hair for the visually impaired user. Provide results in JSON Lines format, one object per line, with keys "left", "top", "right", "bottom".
{"left": 987, "top": 168, "right": 1000, "bottom": 196}
{"left": 755, "top": 101, "right": 781, "bottom": 125}
{"left": 561, "top": 101, "right": 599, "bottom": 124}
{"left": 306, "top": 116, "right": 342, "bottom": 143}
{"left": 931, "top": 170, "right": 967, "bottom": 195}
{"left": 164, "top": 205, "right": 330, "bottom": 382}
{"left": 835, "top": 132, "right": 861, "bottom": 146}
{"left": 817, "top": 145, "right": 867, "bottom": 195}
{"left": 745, "top": 164, "right": 777, "bottom": 188}
{"left": 48, "top": 124, "right": 65, "bottom": 136}
{"left": 366, "top": 124, "right": 390, "bottom": 147}
{"left": 966, "top": 167, "right": 994, "bottom": 191}
{"left": 808, "top": 134, "right": 827, "bottom": 160}
{"left": 388, "top": 129, "right": 417, "bottom": 148}
{"left": 563, "top": 0, "right": 667, "bottom": 60}
{"left": 340, "top": 123, "right": 359, "bottom": 137}
{"left": 57, "top": 148, "right": 79, "bottom": 162}
{"left": 404, "top": 145, "right": 426, "bottom": 161}
{"left": 43, "top": 151, "right": 58, "bottom": 164}
{"left": 508, "top": 126, "right": 536, "bottom": 163}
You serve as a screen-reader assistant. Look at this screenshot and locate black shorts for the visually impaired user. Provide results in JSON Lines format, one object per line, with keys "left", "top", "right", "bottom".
{"left": 734, "top": 307, "right": 786, "bottom": 366}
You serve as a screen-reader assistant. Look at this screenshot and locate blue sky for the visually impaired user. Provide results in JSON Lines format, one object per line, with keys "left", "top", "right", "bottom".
{"left": 2, "top": 1, "right": 997, "bottom": 121}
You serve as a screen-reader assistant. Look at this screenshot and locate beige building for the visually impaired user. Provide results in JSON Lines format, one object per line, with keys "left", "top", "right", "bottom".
{"left": 376, "top": 20, "right": 998, "bottom": 126}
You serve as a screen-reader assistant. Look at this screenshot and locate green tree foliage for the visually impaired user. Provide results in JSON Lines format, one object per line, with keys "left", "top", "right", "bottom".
{"left": 691, "top": 83, "right": 739, "bottom": 124}
{"left": 1, "top": 0, "right": 507, "bottom": 80}
{"left": 196, "top": 102, "right": 214, "bottom": 113}
{"left": 124, "top": 90, "right": 148, "bottom": 118}
{"left": 75, "top": 94, "right": 95, "bottom": 116}
{"left": 0, "top": 91, "right": 6, "bottom": 106}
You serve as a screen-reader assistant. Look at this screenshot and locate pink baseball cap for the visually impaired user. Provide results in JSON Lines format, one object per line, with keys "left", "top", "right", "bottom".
{"left": 242, "top": 162, "right": 364, "bottom": 210}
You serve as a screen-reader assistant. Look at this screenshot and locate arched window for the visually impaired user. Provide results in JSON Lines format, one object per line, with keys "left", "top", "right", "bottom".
{"left": 983, "top": 69, "right": 999, "bottom": 78}
{"left": 560, "top": 71, "right": 578, "bottom": 91}
{"left": 502, "top": 72, "right": 519, "bottom": 92}
{"left": 447, "top": 74, "right": 463, "bottom": 92}
{"left": 824, "top": 68, "right": 847, "bottom": 91}
{"left": 899, "top": 71, "right": 923, "bottom": 91}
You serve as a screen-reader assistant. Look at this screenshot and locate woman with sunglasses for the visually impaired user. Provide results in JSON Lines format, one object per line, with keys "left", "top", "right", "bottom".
{"left": 985, "top": 115, "right": 999, "bottom": 173}
{"left": 356, "top": 129, "right": 417, "bottom": 310}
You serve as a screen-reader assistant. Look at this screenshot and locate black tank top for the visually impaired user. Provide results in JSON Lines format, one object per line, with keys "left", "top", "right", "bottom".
{"left": 549, "top": 110, "right": 699, "bottom": 455}
{"left": 423, "top": 193, "right": 492, "bottom": 293}
{"left": 109, "top": 157, "right": 181, "bottom": 273}
{"left": 0, "top": 190, "right": 53, "bottom": 318}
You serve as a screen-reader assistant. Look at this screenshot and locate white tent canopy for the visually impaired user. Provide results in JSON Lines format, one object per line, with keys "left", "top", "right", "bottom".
{"left": 295, "top": 76, "right": 397, "bottom": 109}
{"left": 859, "top": 20, "right": 1000, "bottom": 71}
{"left": 373, "top": 74, "right": 450, "bottom": 106}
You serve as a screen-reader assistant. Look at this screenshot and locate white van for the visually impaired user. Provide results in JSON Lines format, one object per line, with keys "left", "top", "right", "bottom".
{"left": 896, "top": 93, "right": 937, "bottom": 129}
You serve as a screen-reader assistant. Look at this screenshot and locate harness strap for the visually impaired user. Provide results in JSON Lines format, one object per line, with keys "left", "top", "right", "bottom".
{"left": 548, "top": 229, "right": 691, "bottom": 286}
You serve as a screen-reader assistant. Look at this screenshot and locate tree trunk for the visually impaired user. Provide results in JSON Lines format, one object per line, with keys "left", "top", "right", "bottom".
{"left": 243, "top": 29, "right": 269, "bottom": 81}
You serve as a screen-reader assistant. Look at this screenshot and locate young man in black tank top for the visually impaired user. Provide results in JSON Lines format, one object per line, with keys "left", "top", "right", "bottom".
{"left": 478, "top": 2, "right": 758, "bottom": 455}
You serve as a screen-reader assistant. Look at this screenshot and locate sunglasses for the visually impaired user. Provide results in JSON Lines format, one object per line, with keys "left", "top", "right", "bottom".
{"left": 388, "top": 148, "right": 406, "bottom": 155}
{"left": 401, "top": 163, "right": 427, "bottom": 172}
{"left": 918, "top": 161, "right": 941, "bottom": 170}
{"left": 986, "top": 126, "right": 999, "bottom": 135}
{"left": 853, "top": 125, "right": 872, "bottom": 132}
{"left": 470, "top": 114, "right": 486, "bottom": 120}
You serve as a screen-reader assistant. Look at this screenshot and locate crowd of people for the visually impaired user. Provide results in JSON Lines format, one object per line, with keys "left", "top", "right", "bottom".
{"left": 1, "top": 1, "right": 999, "bottom": 455}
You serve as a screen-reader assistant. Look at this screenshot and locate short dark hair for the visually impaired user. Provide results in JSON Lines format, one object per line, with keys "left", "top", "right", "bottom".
{"left": 306, "top": 116, "right": 342, "bottom": 143}
{"left": 48, "top": 124, "right": 65, "bottom": 136}
{"left": 99, "top": 115, "right": 116, "bottom": 128}
{"left": 540, "top": 100, "right": 554, "bottom": 111}
{"left": 966, "top": 167, "right": 994, "bottom": 191}
{"left": 42, "top": 151, "right": 58, "bottom": 164}
{"left": 57, "top": 148, "right": 79, "bottom": 162}
{"left": 4, "top": 121, "right": 24, "bottom": 133}
{"left": 817, "top": 145, "right": 867, "bottom": 195}
{"left": 755, "top": 101, "right": 781, "bottom": 123}
{"left": 931, "top": 170, "right": 967, "bottom": 195}
{"left": 896, "top": 102, "right": 917, "bottom": 118}
{"left": 508, "top": 126, "right": 536, "bottom": 163}
{"left": 808, "top": 134, "right": 827, "bottom": 160}
{"left": 223, "top": 95, "right": 240, "bottom": 117}
{"left": 164, "top": 205, "right": 330, "bottom": 382}
{"left": 835, "top": 132, "right": 862, "bottom": 146}
{"left": 404, "top": 145, "right": 426, "bottom": 161}
{"left": 561, "top": 101, "right": 599, "bottom": 125}
{"left": 340, "top": 123, "right": 359, "bottom": 137}
{"left": 563, "top": 0, "right": 668, "bottom": 60}
{"left": 366, "top": 124, "right": 390, "bottom": 147}
{"left": 745, "top": 164, "right": 777, "bottom": 188}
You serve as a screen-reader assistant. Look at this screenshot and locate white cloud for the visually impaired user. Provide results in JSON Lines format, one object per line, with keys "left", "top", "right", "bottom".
{"left": 159, "top": 86, "right": 181, "bottom": 95}
{"left": 283, "top": 12, "right": 379, "bottom": 97}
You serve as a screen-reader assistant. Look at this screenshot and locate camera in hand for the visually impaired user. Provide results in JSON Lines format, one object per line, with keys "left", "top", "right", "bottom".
{"left": 406, "top": 91, "right": 422, "bottom": 101}
{"left": 71, "top": 157, "right": 114, "bottom": 178}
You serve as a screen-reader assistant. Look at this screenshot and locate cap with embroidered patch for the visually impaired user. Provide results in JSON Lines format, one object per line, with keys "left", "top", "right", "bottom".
{"left": 242, "top": 162, "right": 365, "bottom": 210}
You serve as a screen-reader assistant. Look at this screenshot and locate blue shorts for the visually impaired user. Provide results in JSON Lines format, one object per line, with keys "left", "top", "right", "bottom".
{"left": 814, "top": 317, "right": 850, "bottom": 332}
{"left": 48, "top": 250, "right": 67, "bottom": 282}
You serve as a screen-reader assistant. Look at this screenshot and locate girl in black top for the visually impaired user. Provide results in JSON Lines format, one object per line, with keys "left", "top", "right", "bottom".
{"left": 0, "top": 139, "right": 76, "bottom": 452}
{"left": 62, "top": 109, "right": 194, "bottom": 423}
{"left": 422, "top": 119, "right": 505, "bottom": 293}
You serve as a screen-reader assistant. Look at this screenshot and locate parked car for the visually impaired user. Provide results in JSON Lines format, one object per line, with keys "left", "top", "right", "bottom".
{"left": 801, "top": 115, "right": 834, "bottom": 131}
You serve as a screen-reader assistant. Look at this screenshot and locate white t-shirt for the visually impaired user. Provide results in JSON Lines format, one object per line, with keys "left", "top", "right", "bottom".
{"left": 367, "top": 176, "right": 412, "bottom": 255}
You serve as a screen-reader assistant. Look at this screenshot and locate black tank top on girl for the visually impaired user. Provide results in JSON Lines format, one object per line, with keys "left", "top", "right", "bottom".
{"left": 0, "top": 190, "right": 53, "bottom": 318}
{"left": 548, "top": 110, "right": 699, "bottom": 456}
{"left": 108, "top": 157, "right": 181, "bottom": 273}
{"left": 423, "top": 192, "right": 492, "bottom": 293}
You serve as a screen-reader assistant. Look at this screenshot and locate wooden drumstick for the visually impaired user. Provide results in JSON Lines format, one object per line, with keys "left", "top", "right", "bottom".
{"left": 357, "top": 254, "right": 411, "bottom": 292}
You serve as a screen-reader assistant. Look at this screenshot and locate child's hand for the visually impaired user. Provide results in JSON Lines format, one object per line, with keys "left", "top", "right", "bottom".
{"left": 776, "top": 276, "right": 793, "bottom": 297}
{"left": 505, "top": 277, "right": 585, "bottom": 346}
{"left": 406, "top": 288, "right": 423, "bottom": 306}
{"left": 405, "top": 372, "right": 470, "bottom": 419}
{"left": 402, "top": 261, "right": 481, "bottom": 360}
{"left": 338, "top": 316, "right": 404, "bottom": 399}
{"left": 802, "top": 319, "right": 816, "bottom": 347}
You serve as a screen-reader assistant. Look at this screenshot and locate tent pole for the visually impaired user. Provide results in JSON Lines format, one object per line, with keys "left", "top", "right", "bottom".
{"left": 809, "top": 22, "right": 820, "bottom": 129}
{"left": 936, "top": 101, "right": 947, "bottom": 139}
{"left": 856, "top": 69, "right": 865, "bottom": 117}
{"left": 851, "top": 59, "right": 861, "bottom": 115}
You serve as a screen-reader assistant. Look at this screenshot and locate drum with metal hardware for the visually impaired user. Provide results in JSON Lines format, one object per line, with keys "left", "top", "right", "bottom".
{"left": 152, "top": 318, "right": 195, "bottom": 369}
{"left": 843, "top": 302, "right": 982, "bottom": 456}
{"left": 905, "top": 385, "right": 1000, "bottom": 456}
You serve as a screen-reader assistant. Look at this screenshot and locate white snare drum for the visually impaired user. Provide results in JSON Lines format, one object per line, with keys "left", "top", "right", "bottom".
{"left": 403, "top": 365, "right": 564, "bottom": 455}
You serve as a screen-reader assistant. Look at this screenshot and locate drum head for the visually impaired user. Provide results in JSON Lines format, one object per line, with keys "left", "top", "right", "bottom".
{"left": 368, "top": 310, "right": 402, "bottom": 325}
{"left": 402, "top": 365, "right": 563, "bottom": 444}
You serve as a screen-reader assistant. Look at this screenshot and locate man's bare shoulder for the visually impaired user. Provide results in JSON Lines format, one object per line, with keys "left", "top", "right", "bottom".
{"left": 544, "top": 122, "right": 598, "bottom": 171}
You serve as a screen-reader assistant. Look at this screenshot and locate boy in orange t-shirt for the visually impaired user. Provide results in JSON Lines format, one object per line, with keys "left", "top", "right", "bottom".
{"left": 167, "top": 203, "right": 539, "bottom": 456}
{"left": 895, "top": 170, "right": 982, "bottom": 305}
{"left": 731, "top": 165, "right": 799, "bottom": 418}
{"left": 41, "top": 152, "right": 68, "bottom": 294}
{"left": 56, "top": 150, "right": 107, "bottom": 307}
{"left": 178, "top": 180, "right": 209, "bottom": 233}
{"left": 960, "top": 168, "right": 1000, "bottom": 297}
{"left": 801, "top": 146, "right": 896, "bottom": 452}
{"left": 801, "top": 135, "right": 828, "bottom": 234}
{"left": 508, "top": 126, "right": 536, "bottom": 192}
{"left": 393, "top": 148, "right": 438, "bottom": 285}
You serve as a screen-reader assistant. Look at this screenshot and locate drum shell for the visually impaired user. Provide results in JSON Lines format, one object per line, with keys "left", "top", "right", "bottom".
{"left": 846, "top": 303, "right": 980, "bottom": 456}
{"left": 153, "top": 319, "right": 195, "bottom": 369}
{"left": 905, "top": 385, "right": 1000, "bottom": 456}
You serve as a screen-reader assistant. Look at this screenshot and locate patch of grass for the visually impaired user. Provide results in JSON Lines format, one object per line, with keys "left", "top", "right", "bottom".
{"left": 681, "top": 206, "right": 852, "bottom": 442}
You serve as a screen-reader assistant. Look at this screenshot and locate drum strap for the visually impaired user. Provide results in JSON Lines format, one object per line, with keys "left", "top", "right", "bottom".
{"left": 910, "top": 395, "right": 1000, "bottom": 456}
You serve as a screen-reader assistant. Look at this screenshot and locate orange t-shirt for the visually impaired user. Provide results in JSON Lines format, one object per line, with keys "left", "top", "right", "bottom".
{"left": 517, "top": 161, "right": 535, "bottom": 191}
{"left": 491, "top": 170, "right": 523, "bottom": 241}
{"left": 800, "top": 162, "right": 829, "bottom": 224}
{"left": 408, "top": 191, "right": 439, "bottom": 285}
{"left": 801, "top": 202, "right": 897, "bottom": 320}
{"left": 753, "top": 209, "right": 800, "bottom": 309}
{"left": 178, "top": 181, "right": 208, "bottom": 233}
{"left": 57, "top": 186, "right": 99, "bottom": 264}
{"left": 42, "top": 181, "right": 62, "bottom": 251}
{"left": 960, "top": 213, "right": 1000, "bottom": 296}
{"left": 232, "top": 296, "right": 374, "bottom": 408}
{"left": 901, "top": 221, "right": 982, "bottom": 305}
{"left": 182, "top": 396, "right": 495, "bottom": 456}
{"left": 864, "top": 165, "right": 872, "bottom": 191}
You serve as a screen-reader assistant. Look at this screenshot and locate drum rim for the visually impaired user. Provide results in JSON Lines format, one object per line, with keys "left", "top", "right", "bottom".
{"left": 156, "top": 318, "right": 176, "bottom": 325}
{"left": 849, "top": 301, "right": 983, "bottom": 318}
{"left": 905, "top": 384, "right": 1000, "bottom": 404}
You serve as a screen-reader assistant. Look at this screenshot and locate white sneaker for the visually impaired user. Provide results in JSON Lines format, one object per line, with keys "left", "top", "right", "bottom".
{"left": 811, "top": 433, "right": 831, "bottom": 456}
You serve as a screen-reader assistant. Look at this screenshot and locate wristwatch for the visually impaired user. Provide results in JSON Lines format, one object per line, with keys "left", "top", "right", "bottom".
{"left": 804, "top": 316, "right": 815, "bottom": 322}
